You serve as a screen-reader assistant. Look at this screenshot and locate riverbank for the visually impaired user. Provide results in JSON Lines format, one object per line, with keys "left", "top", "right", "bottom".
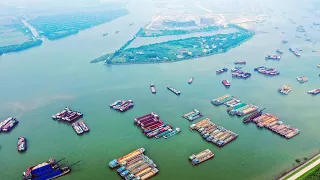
{"left": 278, "top": 152, "right": 320, "bottom": 180}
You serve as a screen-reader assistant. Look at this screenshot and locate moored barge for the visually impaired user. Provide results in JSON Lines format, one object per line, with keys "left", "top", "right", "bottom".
{"left": 0, "top": 117, "right": 18, "bottom": 132}
{"left": 289, "top": 48, "right": 301, "bottom": 57}
{"left": 216, "top": 67, "right": 228, "bottom": 74}
{"left": 265, "top": 55, "right": 281, "bottom": 60}
{"left": 167, "top": 86, "right": 181, "bottom": 95}
{"left": 307, "top": 88, "right": 320, "bottom": 95}
{"left": 188, "top": 77, "right": 194, "bottom": 84}
{"left": 18, "top": 137, "right": 27, "bottom": 152}
{"left": 150, "top": 84, "right": 156, "bottom": 94}
{"left": 234, "top": 61, "right": 246, "bottom": 65}
{"left": 189, "top": 149, "right": 214, "bottom": 165}
{"left": 52, "top": 107, "right": 83, "bottom": 122}
{"left": 182, "top": 109, "right": 203, "bottom": 121}
{"left": 72, "top": 121, "right": 90, "bottom": 135}
{"left": 222, "top": 80, "right": 230, "bottom": 88}
{"left": 296, "top": 76, "right": 308, "bottom": 83}
{"left": 110, "top": 100, "right": 134, "bottom": 112}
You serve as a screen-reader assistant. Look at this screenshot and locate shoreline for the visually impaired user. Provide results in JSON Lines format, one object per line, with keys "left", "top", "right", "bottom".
{"left": 277, "top": 152, "right": 320, "bottom": 180}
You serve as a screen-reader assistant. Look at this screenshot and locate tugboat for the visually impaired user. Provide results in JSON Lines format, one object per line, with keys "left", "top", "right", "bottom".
{"left": 18, "top": 137, "right": 27, "bottom": 152}
{"left": 150, "top": 84, "right": 156, "bottom": 94}
{"left": 188, "top": 77, "right": 194, "bottom": 84}
{"left": 216, "top": 67, "right": 228, "bottom": 74}
{"left": 222, "top": 80, "right": 230, "bottom": 88}
{"left": 22, "top": 158, "right": 80, "bottom": 180}
{"left": 278, "top": 85, "right": 292, "bottom": 95}
{"left": 243, "top": 108, "right": 265, "bottom": 123}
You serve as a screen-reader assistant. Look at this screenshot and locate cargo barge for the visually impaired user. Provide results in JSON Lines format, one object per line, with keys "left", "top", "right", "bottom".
{"left": 189, "top": 149, "right": 214, "bottom": 165}
{"left": 109, "top": 148, "right": 159, "bottom": 180}
{"left": 0, "top": 117, "right": 18, "bottom": 132}
{"left": 190, "top": 118, "right": 238, "bottom": 147}
{"left": 72, "top": 121, "right": 90, "bottom": 135}
{"left": 249, "top": 113, "right": 300, "bottom": 139}
{"left": 265, "top": 55, "right": 281, "bottom": 60}
{"left": 254, "top": 66, "right": 280, "bottom": 76}
{"left": 243, "top": 108, "right": 265, "bottom": 123}
{"left": 150, "top": 84, "right": 156, "bottom": 94}
{"left": 278, "top": 85, "right": 291, "bottom": 95}
{"left": 289, "top": 48, "right": 301, "bottom": 57}
{"left": 276, "top": 49, "right": 284, "bottom": 54}
{"left": 22, "top": 158, "right": 75, "bottom": 180}
{"left": 167, "top": 86, "right": 181, "bottom": 95}
{"left": 234, "top": 61, "right": 246, "bottom": 65}
{"left": 18, "top": 137, "right": 27, "bottom": 152}
{"left": 52, "top": 107, "right": 83, "bottom": 122}
{"left": 182, "top": 109, "right": 203, "bottom": 121}
{"left": 296, "top": 76, "right": 308, "bottom": 83}
{"left": 211, "top": 94, "right": 233, "bottom": 106}
{"left": 307, "top": 88, "right": 320, "bottom": 95}
{"left": 222, "top": 80, "right": 230, "bottom": 88}
{"left": 232, "top": 70, "right": 251, "bottom": 79}
{"left": 134, "top": 113, "right": 179, "bottom": 139}
{"left": 216, "top": 67, "right": 228, "bottom": 74}
{"left": 231, "top": 66, "right": 241, "bottom": 72}
{"left": 188, "top": 77, "right": 194, "bottom": 84}
{"left": 110, "top": 100, "right": 134, "bottom": 112}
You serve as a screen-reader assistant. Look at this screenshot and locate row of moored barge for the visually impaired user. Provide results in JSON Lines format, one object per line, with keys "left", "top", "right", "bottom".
{"left": 52, "top": 107, "right": 83, "bottom": 122}
{"left": 134, "top": 113, "right": 180, "bottom": 139}
{"left": 0, "top": 117, "right": 18, "bottom": 132}
{"left": 254, "top": 66, "right": 280, "bottom": 76}
{"left": 216, "top": 67, "right": 228, "bottom": 74}
{"left": 211, "top": 95, "right": 259, "bottom": 116}
{"left": 190, "top": 118, "right": 238, "bottom": 147}
{"left": 296, "top": 76, "right": 308, "bottom": 83}
{"left": 167, "top": 86, "right": 181, "bottom": 95}
{"left": 307, "top": 88, "right": 320, "bottom": 95}
{"left": 182, "top": 109, "right": 203, "bottom": 122}
{"left": 232, "top": 69, "right": 251, "bottom": 79}
{"left": 109, "top": 148, "right": 159, "bottom": 180}
{"left": 265, "top": 55, "right": 281, "bottom": 60}
{"left": 245, "top": 113, "right": 300, "bottom": 139}
{"left": 189, "top": 149, "right": 214, "bottom": 165}
{"left": 72, "top": 121, "right": 90, "bottom": 135}
{"left": 234, "top": 61, "right": 246, "bottom": 65}
{"left": 110, "top": 100, "right": 134, "bottom": 112}
{"left": 289, "top": 48, "right": 301, "bottom": 57}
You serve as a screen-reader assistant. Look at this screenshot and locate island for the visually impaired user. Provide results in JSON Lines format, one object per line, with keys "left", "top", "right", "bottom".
{"left": 91, "top": 24, "right": 254, "bottom": 64}
{"left": 28, "top": 9, "right": 128, "bottom": 40}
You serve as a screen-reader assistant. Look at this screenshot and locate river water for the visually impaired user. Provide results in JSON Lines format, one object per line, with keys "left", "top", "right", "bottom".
{"left": 0, "top": 0, "right": 319, "bottom": 180}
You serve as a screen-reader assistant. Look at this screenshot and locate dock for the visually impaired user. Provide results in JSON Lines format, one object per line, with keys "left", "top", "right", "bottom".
{"left": 167, "top": 85, "right": 181, "bottom": 95}
{"left": 134, "top": 113, "right": 180, "bottom": 139}
{"left": 52, "top": 107, "right": 83, "bottom": 122}
{"left": 190, "top": 118, "right": 238, "bottom": 147}
{"left": 0, "top": 117, "right": 18, "bottom": 132}
{"left": 72, "top": 121, "right": 90, "bottom": 135}
{"left": 182, "top": 109, "right": 203, "bottom": 121}
{"left": 110, "top": 100, "right": 134, "bottom": 112}
{"left": 189, "top": 149, "right": 214, "bottom": 165}
{"left": 109, "top": 148, "right": 159, "bottom": 180}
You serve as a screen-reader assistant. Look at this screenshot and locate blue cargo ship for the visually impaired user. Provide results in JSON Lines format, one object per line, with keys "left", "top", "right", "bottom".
{"left": 23, "top": 158, "right": 72, "bottom": 180}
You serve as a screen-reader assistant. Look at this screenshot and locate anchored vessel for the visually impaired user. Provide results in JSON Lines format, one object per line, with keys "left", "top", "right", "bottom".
{"left": 216, "top": 67, "right": 228, "bottom": 74}
{"left": 276, "top": 49, "right": 284, "bottom": 54}
{"left": 232, "top": 69, "right": 251, "bottom": 79}
{"left": 278, "top": 85, "right": 291, "bottom": 95}
{"left": 222, "top": 80, "right": 230, "bottom": 88}
{"left": 18, "top": 137, "right": 27, "bottom": 152}
{"left": 0, "top": 117, "right": 18, "bottom": 132}
{"left": 289, "top": 48, "right": 301, "bottom": 57}
{"left": 134, "top": 113, "right": 179, "bottom": 139}
{"left": 52, "top": 107, "right": 83, "bottom": 122}
{"left": 296, "top": 76, "right": 308, "bottom": 83}
{"left": 72, "top": 121, "right": 90, "bottom": 135}
{"left": 231, "top": 66, "right": 241, "bottom": 72}
{"left": 188, "top": 77, "right": 194, "bottom": 84}
{"left": 243, "top": 108, "right": 265, "bottom": 123}
{"left": 167, "top": 86, "right": 181, "bottom": 95}
{"left": 265, "top": 55, "right": 281, "bottom": 60}
{"left": 234, "top": 61, "right": 246, "bottom": 65}
{"left": 22, "top": 158, "right": 77, "bottom": 180}
{"left": 189, "top": 149, "right": 214, "bottom": 165}
{"left": 307, "top": 88, "right": 320, "bottom": 95}
{"left": 254, "top": 66, "right": 280, "bottom": 76}
{"left": 109, "top": 148, "right": 159, "bottom": 180}
{"left": 150, "top": 84, "right": 156, "bottom": 94}
{"left": 190, "top": 118, "right": 238, "bottom": 147}
{"left": 110, "top": 100, "right": 134, "bottom": 112}
{"left": 182, "top": 109, "right": 203, "bottom": 122}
